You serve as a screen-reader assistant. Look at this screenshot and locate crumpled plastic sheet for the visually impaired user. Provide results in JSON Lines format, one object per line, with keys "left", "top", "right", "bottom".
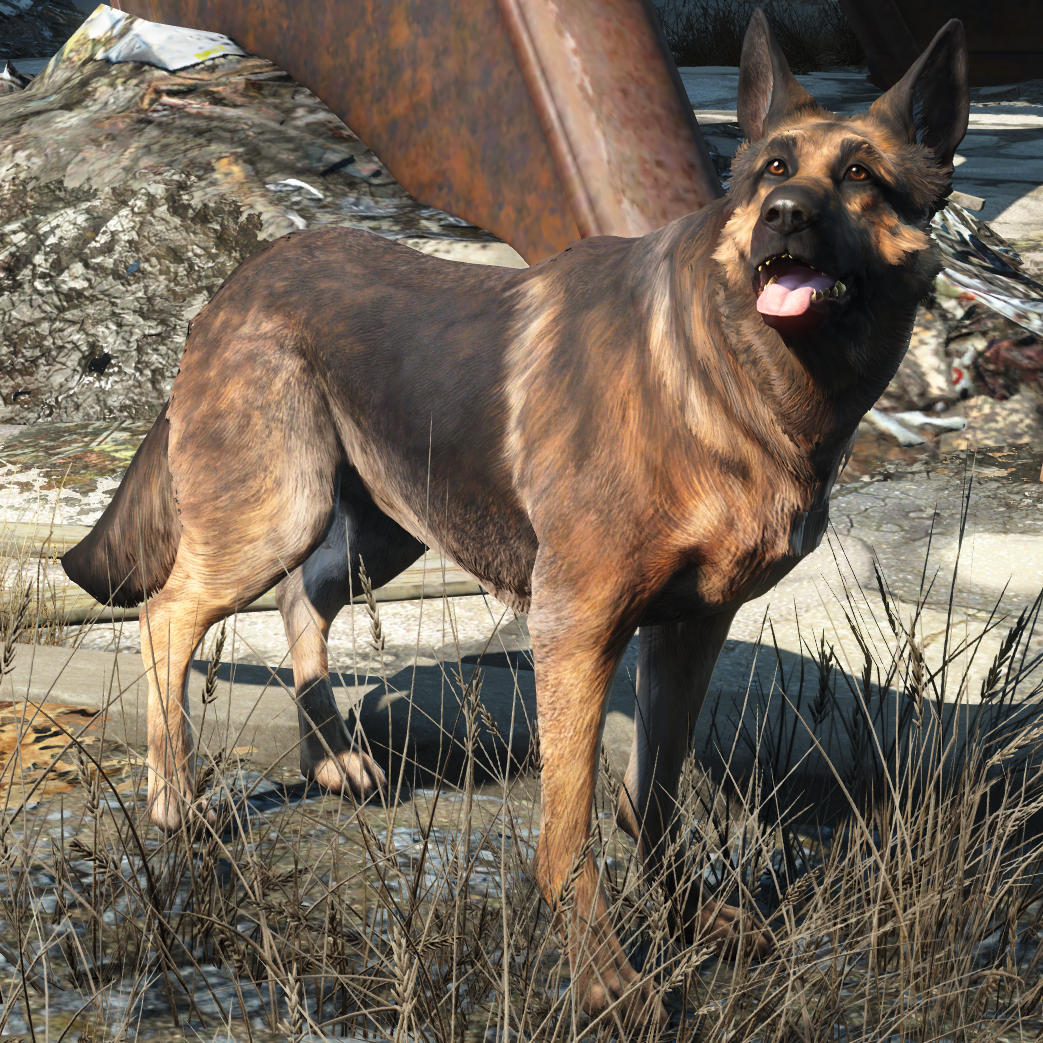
{"left": 83, "top": 2, "right": 248, "bottom": 70}
{"left": 933, "top": 201, "right": 1043, "bottom": 337}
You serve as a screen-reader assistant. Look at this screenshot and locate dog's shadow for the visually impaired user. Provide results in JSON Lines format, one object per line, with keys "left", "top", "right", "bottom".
{"left": 192, "top": 635, "right": 1038, "bottom": 814}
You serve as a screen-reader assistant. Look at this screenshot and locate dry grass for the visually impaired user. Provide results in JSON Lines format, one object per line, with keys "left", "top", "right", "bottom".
{"left": 651, "top": 0, "right": 867, "bottom": 73}
{"left": 0, "top": 489, "right": 1039, "bottom": 1040}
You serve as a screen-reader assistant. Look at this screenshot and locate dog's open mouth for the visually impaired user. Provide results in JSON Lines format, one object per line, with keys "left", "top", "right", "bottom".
{"left": 753, "top": 255, "right": 849, "bottom": 326}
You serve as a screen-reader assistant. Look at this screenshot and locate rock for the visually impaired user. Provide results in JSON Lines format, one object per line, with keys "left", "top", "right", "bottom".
{"left": 0, "top": 169, "right": 266, "bottom": 422}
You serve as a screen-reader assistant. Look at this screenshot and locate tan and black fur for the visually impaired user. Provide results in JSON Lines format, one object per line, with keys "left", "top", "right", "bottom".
{"left": 62, "top": 10, "right": 969, "bottom": 1023}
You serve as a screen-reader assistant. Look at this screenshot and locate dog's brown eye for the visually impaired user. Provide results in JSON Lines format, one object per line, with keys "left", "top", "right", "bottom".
{"left": 846, "top": 164, "right": 870, "bottom": 181}
{"left": 766, "top": 159, "right": 787, "bottom": 176}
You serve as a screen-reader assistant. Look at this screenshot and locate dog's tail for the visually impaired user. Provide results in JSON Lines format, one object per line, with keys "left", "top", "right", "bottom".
{"left": 61, "top": 400, "right": 181, "bottom": 608}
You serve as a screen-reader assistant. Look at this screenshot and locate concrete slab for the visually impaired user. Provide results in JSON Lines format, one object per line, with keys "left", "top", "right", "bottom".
{"left": 0, "top": 640, "right": 633, "bottom": 790}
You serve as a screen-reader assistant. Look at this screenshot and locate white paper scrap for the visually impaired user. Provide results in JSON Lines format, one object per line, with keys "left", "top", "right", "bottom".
{"left": 265, "top": 179, "right": 324, "bottom": 199}
{"left": 81, "top": 4, "right": 127, "bottom": 40}
{"left": 86, "top": 6, "right": 247, "bottom": 71}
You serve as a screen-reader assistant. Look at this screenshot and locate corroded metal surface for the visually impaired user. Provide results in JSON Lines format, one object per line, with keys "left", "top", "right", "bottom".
{"left": 111, "top": 0, "right": 721, "bottom": 262}
{"left": 498, "top": 0, "right": 721, "bottom": 239}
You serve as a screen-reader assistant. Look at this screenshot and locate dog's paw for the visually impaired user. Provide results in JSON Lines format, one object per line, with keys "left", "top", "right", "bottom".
{"left": 696, "top": 899, "right": 774, "bottom": 960}
{"left": 305, "top": 748, "right": 387, "bottom": 800}
{"left": 576, "top": 958, "right": 667, "bottom": 1028}
{"left": 148, "top": 791, "right": 217, "bottom": 834}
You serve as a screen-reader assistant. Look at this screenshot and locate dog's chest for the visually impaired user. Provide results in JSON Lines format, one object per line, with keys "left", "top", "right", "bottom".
{"left": 646, "top": 501, "right": 829, "bottom": 624}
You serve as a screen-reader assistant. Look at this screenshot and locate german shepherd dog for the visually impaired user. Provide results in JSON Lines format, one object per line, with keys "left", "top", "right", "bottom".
{"left": 62, "top": 9, "right": 968, "bottom": 1023}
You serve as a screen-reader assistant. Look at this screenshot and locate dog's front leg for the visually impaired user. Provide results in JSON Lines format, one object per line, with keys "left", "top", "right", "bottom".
{"left": 617, "top": 615, "right": 773, "bottom": 959}
{"left": 528, "top": 589, "right": 666, "bottom": 1026}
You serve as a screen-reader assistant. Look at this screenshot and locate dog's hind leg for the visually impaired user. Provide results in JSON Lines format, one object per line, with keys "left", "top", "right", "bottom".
{"left": 139, "top": 552, "right": 236, "bottom": 834}
{"left": 141, "top": 367, "right": 365, "bottom": 832}
{"left": 276, "top": 564, "right": 386, "bottom": 800}
{"left": 615, "top": 614, "right": 773, "bottom": 959}
{"left": 274, "top": 492, "right": 423, "bottom": 799}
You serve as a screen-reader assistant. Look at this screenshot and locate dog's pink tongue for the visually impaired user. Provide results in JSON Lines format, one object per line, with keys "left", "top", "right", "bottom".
{"left": 757, "top": 268, "right": 835, "bottom": 317}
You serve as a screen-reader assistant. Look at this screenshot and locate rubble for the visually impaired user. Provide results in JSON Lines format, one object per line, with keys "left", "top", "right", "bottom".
{"left": 931, "top": 202, "right": 1043, "bottom": 337}
{"left": 0, "top": 6, "right": 509, "bottom": 424}
{"left": 0, "top": 169, "right": 268, "bottom": 422}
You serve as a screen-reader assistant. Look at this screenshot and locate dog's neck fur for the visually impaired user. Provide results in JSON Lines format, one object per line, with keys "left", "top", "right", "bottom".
{"left": 630, "top": 203, "right": 916, "bottom": 481}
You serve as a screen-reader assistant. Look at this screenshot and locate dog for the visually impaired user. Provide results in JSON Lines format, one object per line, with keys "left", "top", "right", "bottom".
{"left": 61, "top": 8, "right": 968, "bottom": 1023}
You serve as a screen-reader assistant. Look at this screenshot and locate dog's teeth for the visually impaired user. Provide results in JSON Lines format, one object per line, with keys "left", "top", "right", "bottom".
{"left": 767, "top": 274, "right": 779, "bottom": 284}
{"left": 836, "top": 281, "right": 846, "bottom": 295}
{"left": 811, "top": 290, "right": 823, "bottom": 302}
{"left": 758, "top": 265, "right": 764, "bottom": 271}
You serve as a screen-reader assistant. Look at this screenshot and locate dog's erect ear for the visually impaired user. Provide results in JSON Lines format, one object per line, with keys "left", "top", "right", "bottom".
{"left": 737, "top": 7, "right": 817, "bottom": 141}
{"left": 868, "top": 19, "right": 970, "bottom": 169}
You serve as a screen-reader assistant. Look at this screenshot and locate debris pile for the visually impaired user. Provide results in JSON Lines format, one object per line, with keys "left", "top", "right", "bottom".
{"left": 0, "top": 5, "right": 503, "bottom": 424}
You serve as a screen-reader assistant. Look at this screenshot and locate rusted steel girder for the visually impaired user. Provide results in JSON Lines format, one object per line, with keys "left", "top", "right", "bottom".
{"left": 111, "top": 0, "right": 722, "bottom": 264}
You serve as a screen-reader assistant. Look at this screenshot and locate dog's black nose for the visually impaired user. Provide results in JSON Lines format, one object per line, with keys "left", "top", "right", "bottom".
{"left": 761, "top": 184, "right": 821, "bottom": 235}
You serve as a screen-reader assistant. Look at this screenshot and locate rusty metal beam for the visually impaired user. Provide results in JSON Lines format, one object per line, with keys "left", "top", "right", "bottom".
{"left": 111, "top": 0, "right": 722, "bottom": 263}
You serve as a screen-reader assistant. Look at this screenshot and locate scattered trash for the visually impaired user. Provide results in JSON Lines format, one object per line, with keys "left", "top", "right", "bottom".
{"left": 950, "top": 341, "right": 977, "bottom": 397}
{"left": 931, "top": 201, "right": 1043, "bottom": 337}
{"left": 0, "top": 60, "right": 31, "bottom": 95}
{"left": 78, "top": 3, "right": 248, "bottom": 71}
{"left": 864, "top": 409, "right": 967, "bottom": 447}
{"left": 265, "top": 178, "right": 324, "bottom": 200}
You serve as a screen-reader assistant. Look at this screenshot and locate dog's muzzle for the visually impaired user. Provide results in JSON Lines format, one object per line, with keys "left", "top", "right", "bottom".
{"left": 752, "top": 255, "right": 852, "bottom": 332}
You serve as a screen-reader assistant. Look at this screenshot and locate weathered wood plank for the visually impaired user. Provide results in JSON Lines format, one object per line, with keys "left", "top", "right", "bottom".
{"left": 0, "top": 523, "right": 484, "bottom": 623}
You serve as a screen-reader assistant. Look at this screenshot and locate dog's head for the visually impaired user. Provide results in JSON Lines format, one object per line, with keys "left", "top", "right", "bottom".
{"left": 716, "top": 8, "right": 969, "bottom": 346}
